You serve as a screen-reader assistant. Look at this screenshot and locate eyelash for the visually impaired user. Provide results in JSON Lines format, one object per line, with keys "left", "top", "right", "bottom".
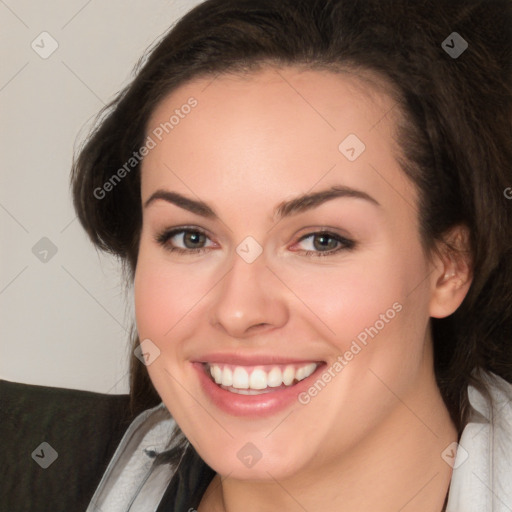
{"left": 155, "top": 227, "right": 356, "bottom": 257}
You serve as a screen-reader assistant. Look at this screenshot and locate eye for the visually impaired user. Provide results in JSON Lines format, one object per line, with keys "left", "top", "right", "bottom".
{"left": 292, "top": 231, "right": 355, "bottom": 257}
{"left": 155, "top": 227, "right": 216, "bottom": 254}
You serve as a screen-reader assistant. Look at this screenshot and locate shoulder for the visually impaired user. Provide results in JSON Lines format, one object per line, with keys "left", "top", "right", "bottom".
{"left": 469, "top": 372, "right": 512, "bottom": 420}
{"left": 446, "top": 372, "right": 512, "bottom": 512}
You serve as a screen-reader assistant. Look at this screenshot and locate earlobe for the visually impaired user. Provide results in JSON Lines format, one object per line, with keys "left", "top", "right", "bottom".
{"left": 428, "top": 226, "right": 473, "bottom": 319}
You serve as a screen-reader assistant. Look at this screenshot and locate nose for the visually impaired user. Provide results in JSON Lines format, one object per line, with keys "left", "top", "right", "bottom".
{"left": 209, "top": 251, "right": 289, "bottom": 339}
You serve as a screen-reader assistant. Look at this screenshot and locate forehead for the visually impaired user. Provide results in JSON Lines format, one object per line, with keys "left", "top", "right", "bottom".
{"left": 141, "top": 66, "right": 415, "bottom": 216}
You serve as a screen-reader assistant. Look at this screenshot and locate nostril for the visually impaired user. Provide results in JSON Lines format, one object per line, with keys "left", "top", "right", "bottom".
{"left": 249, "top": 322, "right": 270, "bottom": 331}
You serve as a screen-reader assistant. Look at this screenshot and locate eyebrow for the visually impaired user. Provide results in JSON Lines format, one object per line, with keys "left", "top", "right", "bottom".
{"left": 143, "top": 185, "right": 380, "bottom": 220}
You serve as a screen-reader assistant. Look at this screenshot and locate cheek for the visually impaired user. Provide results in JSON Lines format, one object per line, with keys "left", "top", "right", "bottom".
{"left": 134, "top": 264, "right": 178, "bottom": 343}
{"left": 276, "top": 257, "right": 407, "bottom": 345}
{"left": 133, "top": 248, "right": 179, "bottom": 333}
{"left": 134, "top": 265, "right": 209, "bottom": 348}
{"left": 133, "top": 240, "right": 212, "bottom": 342}
{"left": 277, "top": 243, "right": 431, "bottom": 376}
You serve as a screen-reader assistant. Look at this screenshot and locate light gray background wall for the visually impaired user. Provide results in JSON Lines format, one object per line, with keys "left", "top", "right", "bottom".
{"left": 1, "top": 0, "right": 203, "bottom": 394}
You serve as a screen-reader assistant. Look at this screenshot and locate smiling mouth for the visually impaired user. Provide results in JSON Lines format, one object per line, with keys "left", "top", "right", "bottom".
{"left": 203, "top": 361, "right": 321, "bottom": 395}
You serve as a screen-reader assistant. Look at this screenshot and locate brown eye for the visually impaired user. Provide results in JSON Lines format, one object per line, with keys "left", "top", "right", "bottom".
{"left": 312, "top": 233, "right": 340, "bottom": 251}
{"left": 182, "top": 231, "right": 207, "bottom": 248}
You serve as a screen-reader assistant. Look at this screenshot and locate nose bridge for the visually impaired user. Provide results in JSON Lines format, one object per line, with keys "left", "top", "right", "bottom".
{"left": 228, "top": 247, "right": 270, "bottom": 296}
{"left": 209, "top": 247, "right": 288, "bottom": 337}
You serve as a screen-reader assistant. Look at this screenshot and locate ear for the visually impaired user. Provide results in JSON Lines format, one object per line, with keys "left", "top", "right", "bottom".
{"left": 428, "top": 225, "right": 473, "bottom": 319}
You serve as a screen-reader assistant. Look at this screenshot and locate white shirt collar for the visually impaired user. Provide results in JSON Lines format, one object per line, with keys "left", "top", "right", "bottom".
{"left": 446, "top": 372, "right": 512, "bottom": 511}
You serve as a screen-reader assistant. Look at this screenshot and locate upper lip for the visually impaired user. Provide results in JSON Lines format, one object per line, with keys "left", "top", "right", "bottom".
{"left": 193, "top": 353, "right": 324, "bottom": 366}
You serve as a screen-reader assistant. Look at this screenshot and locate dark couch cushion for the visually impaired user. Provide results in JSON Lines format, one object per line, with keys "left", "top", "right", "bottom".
{"left": 0, "top": 379, "right": 136, "bottom": 512}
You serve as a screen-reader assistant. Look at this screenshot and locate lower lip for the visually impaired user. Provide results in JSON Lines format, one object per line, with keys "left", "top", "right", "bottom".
{"left": 192, "top": 362, "right": 325, "bottom": 417}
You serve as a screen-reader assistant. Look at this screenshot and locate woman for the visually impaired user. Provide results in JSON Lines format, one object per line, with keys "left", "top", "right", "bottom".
{"left": 71, "top": 0, "right": 512, "bottom": 510}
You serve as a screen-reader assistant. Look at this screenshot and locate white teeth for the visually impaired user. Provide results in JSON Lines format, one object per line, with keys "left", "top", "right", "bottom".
{"left": 303, "top": 363, "right": 317, "bottom": 379}
{"left": 211, "top": 365, "right": 222, "bottom": 384}
{"left": 232, "top": 367, "right": 249, "bottom": 389}
{"left": 229, "top": 388, "right": 273, "bottom": 395}
{"left": 207, "top": 362, "right": 319, "bottom": 391}
{"left": 282, "top": 366, "right": 295, "bottom": 386}
{"left": 296, "top": 366, "right": 306, "bottom": 381}
{"left": 222, "top": 367, "right": 233, "bottom": 387}
{"left": 249, "top": 369, "right": 267, "bottom": 390}
{"left": 267, "top": 367, "right": 283, "bottom": 387}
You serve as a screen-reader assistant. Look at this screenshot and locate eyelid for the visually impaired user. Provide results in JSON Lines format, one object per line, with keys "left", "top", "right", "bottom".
{"left": 289, "top": 230, "right": 355, "bottom": 256}
{"left": 291, "top": 225, "right": 354, "bottom": 245}
{"left": 156, "top": 225, "right": 212, "bottom": 239}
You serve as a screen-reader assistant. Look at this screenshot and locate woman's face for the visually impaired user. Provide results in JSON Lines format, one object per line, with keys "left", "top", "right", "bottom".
{"left": 135, "top": 67, "right": 455, "bottom": 480}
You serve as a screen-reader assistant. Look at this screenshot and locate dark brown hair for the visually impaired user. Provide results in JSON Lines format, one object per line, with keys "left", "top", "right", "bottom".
{"left": 71, "top": 0, "right": 512, "bottom": 433}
